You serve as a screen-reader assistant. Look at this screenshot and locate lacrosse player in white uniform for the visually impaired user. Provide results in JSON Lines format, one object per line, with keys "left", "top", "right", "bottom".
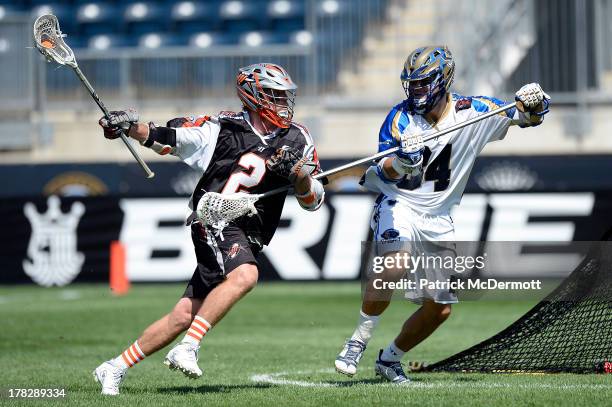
{"left": 334, "top": 46, "right": 551, "bottom": 383}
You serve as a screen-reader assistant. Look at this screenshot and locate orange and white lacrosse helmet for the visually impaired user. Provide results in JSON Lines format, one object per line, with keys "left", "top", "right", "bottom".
{"left": 236, "top": 63, "right": 297, "bottom": 129}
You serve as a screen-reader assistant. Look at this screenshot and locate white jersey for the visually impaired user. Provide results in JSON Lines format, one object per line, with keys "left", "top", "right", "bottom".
{"left": 368, "top": 93, "right": 521, "bottom": 215}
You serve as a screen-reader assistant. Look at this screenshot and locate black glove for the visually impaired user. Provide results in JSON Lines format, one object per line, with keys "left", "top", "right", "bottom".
{"left": 98, "top": 108, "right": 139, "bottom": 139}
{"left": 266, "top": 145, "right": 316, "bottom": 184}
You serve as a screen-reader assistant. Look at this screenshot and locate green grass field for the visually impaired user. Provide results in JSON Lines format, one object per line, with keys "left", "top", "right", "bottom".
{"left": 0, "top": 282, "right": 610, "bottom": 406}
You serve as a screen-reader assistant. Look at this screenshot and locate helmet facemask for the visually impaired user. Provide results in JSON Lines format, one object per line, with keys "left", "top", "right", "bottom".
{"left": 401, "top": 46, "right": 455, "bottom": 115}
{"left": 402, "top": 71, "right": 448, "bottom": 115}
{"left": 256, "top": 87, "right": 296, "bottom": 129}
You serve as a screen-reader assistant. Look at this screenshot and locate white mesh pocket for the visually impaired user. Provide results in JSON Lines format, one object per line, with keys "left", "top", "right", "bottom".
{"left": 196, "top": 192, "right": 259, "bottom": 232}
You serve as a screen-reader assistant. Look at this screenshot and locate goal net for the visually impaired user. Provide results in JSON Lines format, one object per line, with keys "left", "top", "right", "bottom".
{"left": 425, "top": 235, "right": 612, "bottom": 374}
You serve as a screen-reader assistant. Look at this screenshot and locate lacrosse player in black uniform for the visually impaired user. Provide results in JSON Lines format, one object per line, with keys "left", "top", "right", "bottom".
{"left": 93, "top": 63, "right": 324, "bottom": 395}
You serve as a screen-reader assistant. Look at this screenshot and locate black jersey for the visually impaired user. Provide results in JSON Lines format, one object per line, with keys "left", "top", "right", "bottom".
{"left": 170, "top": 111, "right": 320, "bottom": 246}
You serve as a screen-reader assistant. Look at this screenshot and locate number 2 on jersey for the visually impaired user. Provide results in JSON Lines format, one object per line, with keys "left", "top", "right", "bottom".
{"left": 398, "top": 144, "right": 452, "bottom": 192}
{"left": 221, "top": 153, "right": 266, "bottom": 193}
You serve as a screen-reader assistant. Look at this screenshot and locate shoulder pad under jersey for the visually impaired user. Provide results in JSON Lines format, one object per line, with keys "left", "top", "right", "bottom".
{"left": 217, "top": 110, "right": 244, "bottom": 120}
{"left": 166, "top": 115, "right": 212, "bottom": 128}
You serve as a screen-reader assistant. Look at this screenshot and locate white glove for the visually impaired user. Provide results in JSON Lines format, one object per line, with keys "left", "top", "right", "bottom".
{"left": 515, "top": 83, "right": 551, "bottom": 114}
{"left": 396, "top": 131, "right": 424, "bottom": 164}
{"left": 392, "top": 130, "right": 424, "bottom": 175}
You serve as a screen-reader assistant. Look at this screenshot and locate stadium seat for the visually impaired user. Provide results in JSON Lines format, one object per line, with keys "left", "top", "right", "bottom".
{"left": 289, "top": 29, "right": 314, "bottom": 47}
{"left": 0, "top": 3, "right": 26, "bottom": 17}
{"left": 76, "top": 3, "right": 123, "bottom": 36}
{"left": 138, "top": 32, "right": 185, "bottom": 49}
{"left": 218, "top": 0, "right": 267, "bottom": 33}
{"left": 15, "top": 0, "right": 388, "bottom": 98}
{"left": 0, "top": 1, "right": 25, "bottom": 11}
{"left": 189, "top": 31, "right": 235, "bottom": 48}
{"left": 123, "top": 1, "right": 171, "bottom": 35}
{"left": 267, "top": 0, "right": 305, "bottom": 33}
{"left": 239, "top": 31, "right": 286, "bottom": 47}
{"left": 168, "top": 1, "right": 219, "bottom": 34}
{"left": 28, "top": 0, "right": 61, "bottom": 4}
{"left": 85, "top": 33, "right": 131, "bottom": 50}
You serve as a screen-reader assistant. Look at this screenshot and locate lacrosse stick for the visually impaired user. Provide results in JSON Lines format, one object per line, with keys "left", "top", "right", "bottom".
{"left": 196, "top": 102, "right": 517, "bottom": 232}
{"left": 33, "top": 14, "right": 155, "bottom": 179}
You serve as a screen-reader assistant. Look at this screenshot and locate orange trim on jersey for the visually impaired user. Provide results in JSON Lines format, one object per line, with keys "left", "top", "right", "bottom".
{"left": 193, "top": 116, "right": 211, "bottom": 127}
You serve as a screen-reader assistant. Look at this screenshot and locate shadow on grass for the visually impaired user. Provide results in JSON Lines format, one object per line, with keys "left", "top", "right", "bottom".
{"left": 157, "top": 383, "right": 274, "bottom": 394}
{"left": 322, "top": 373, "right": 483, "bottom": 387}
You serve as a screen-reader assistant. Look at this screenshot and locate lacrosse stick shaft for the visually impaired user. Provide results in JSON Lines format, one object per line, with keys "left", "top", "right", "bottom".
{"left": 258, "top": 102, "right": 517, "bottom": 199}
{"left": 73, "top": 66, "right": 155, "bottom": 179}
{"left": 316, "top": 102, "right": 517, "bottom": 181}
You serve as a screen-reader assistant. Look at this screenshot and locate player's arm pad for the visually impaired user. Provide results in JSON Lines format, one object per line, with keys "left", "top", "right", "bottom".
{"left": 359, "top": 164, "right": 384, "bottom": 193}
{"left": 141, "top": 123, "right": 177, "bottom": 155}
{"left": 295, "top": 178, "right": 325, "bottom": 211}
{"left": 391, "top": 155, "right": 423, "bottom": 177}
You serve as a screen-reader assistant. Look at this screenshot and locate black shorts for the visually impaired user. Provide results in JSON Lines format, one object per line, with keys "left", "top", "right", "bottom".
{"left": 182, "top": 224, "right": 261, "bottom": 299}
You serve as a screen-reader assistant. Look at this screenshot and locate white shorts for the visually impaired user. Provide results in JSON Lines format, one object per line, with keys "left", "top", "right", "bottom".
{"left": 371, "top": 195, "right": 458, "bottom": 304}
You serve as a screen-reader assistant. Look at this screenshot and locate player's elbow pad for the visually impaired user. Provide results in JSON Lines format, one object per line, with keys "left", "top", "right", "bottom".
{"left": 296, "top": 179, "right": 325, "bottom": 211}
{"left": 359, "top": 159, "right": 406, "bottom": 193}
{"left": 141, "top": 123, "right": 177, "bottom": 155}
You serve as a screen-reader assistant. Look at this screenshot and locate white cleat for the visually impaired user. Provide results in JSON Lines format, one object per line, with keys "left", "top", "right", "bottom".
{"left": 93, "top": 360, "right": 126, "bottom": 396}
{"left": 335, "top": 339, "right": 366, "bottom": 377}
{"left": 164, "top": 341, "right": 202, "bottom": 379}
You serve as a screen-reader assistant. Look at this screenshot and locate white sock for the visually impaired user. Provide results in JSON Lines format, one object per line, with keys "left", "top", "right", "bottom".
{"left": 182, "top": 316, "right": 212, "bottom": 346}
{"left": 350, "top": 310, "right": 380, "bottom": 344}
{"left": 111, "top": 356, "right": 129, "bottom": 370}
{"left": 380, "top": 341, "right": 405, "bottom": 362}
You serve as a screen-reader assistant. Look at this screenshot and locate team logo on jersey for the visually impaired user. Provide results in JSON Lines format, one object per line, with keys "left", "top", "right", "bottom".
{"left": 455, "top": 97, "right": 472, "bottom": 112}
{"left": 23, "top": 196, "right": 85, "bottom": 287}
{"left": 381, "top": 228, "right": 400, "bottom": 240}
{"left": 227, "top": 243, "right": 243, "bottom": 259}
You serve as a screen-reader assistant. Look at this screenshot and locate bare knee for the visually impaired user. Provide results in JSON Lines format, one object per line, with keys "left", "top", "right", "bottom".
{"left": 169, "top": 298, "right": 199, "bottom": 331}
{"left": 423, "top": 302, "right": 452, "bottom": 325}
{"left": 228, "top": 263, "right": 259, "bottom": 293}
{"left": 437, "top": 304, "right": 452, "bottom": 323}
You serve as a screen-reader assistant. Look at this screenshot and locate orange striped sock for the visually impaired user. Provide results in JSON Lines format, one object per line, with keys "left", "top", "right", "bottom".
{"left": 183, "top": 316, "right": 211, "bottom": 345}
{"left": 114, "top": 341, "right": 146, "bottom": 369}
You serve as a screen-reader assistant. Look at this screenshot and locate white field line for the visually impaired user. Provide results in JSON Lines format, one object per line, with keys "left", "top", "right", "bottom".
{"left": 59, "top": 290, "right": 81, "bottom": 300}
{"left": 250, "top": 369, "right": 612, "bottom": 390}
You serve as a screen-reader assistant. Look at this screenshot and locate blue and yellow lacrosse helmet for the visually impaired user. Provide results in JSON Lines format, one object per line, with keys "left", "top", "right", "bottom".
{"left": 401, "top": 46, "right": 455, "bottom": 115}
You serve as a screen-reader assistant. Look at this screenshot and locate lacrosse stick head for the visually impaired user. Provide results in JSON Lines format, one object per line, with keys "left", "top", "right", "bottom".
{"left": 33, "top": 14, "right": 77, "bottom": 68}
{"left": 196, "top": 192, "right": 260, "bottom": 232}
